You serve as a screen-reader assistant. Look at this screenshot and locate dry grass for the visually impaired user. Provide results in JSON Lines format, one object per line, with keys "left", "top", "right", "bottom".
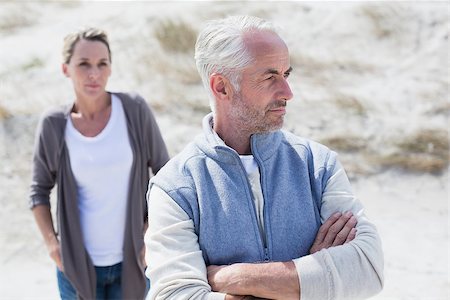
{"left": 21, "top": 57, "right": 44, "bottom": 71}
{"left": 359, "top": 3, "right": 404, "bottom": 38}
{"left": 321, "top": 128, "right": 449, "bottom": 174}
{"left": 290, "top": 52, "right": 375, "bottom": 86}
{"left": 154, "top": 19, "right": 197, "bottom": 54}
{"left": 289, "top": 53, "right": 330, "bottom": 77}
{"left": 132, "top": 18, "right": 200, "bottom": 88}
{"left": 155, "top": 82, "right": 209, "bottom": 117}
{"left": 426, "top": 102, "right": 450, "bottom": 116}
{"left": 0, "top": 104, "right": 11, "bottom": 119}
{"left": 374, "top": 153, "right": 447, "bottom": 174}
{"left": 0, "top": 3, "right": 38, "bottom": 33}
{"left": 398, "top": 129, "right": 449, "bottom": 158}
{"left": 333, "top": 94, "right": 367, "bottom": 116}
{"left": 371, "top": 128, "right": 449, "bottom": 173}
{"left": 134, "top": 50, "right": 200, "bottom": 86}
{"left": 319, "top": 135, "right": 367, "bottom": 152}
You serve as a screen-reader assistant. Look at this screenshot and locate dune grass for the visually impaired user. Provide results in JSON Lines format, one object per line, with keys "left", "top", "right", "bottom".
{"left": 0, "top": 3, "right": 38, "bottom": 33}
{"left": 319, "top": 135, "right": 367, "bottom": 152}
{"left": 333, "top": 94, "right": 367, "bottom": 116}
{"left": 318, "top": 128, "right": 449, "bottom": 174}
{"left": 372, "top": 128, "right": 449, "bottom": 173}
{"left": 0, "top": 105, "right": 11, "bottom": 119}
{"left": 154, "top": 19, "right": 197, "bottom": 54}
{"left": 20, "top": 57, "right": 44, "bottom": 72}
{"left": 359, "top": 3, "right": 404, "bottom": 38}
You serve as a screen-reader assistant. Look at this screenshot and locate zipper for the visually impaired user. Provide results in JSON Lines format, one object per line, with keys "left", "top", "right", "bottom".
{"left": 237, "top": 157, "right": 269, "bottom": 262}
{"left": 264, "top": 247, "right": 270, "bottom": 262}
{"left": 250, "top": 138, "right": 271, "bottom": 262}
{"left": 239, "top": 149, "right": 270, "bottom": 262}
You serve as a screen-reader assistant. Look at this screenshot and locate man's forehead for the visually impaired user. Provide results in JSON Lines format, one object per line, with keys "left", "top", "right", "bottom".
{"left": 243, "top": 30, "right": 287, "bottom": 51}
{"left": 244, "top": 52, "right": 291, "bottom": 76}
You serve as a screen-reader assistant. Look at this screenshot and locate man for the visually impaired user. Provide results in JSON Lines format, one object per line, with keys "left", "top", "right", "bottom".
{"left": 145, "top": 15, "right": 384, "bottom": 299}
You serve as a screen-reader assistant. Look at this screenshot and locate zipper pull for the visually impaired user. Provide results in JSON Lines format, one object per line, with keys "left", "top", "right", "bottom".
{"left": 264, "top": 248, "right": 270, "bottom": 262}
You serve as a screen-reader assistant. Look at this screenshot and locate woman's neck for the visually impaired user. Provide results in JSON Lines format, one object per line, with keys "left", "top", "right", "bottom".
{"left": 72, "top": 92, "right": 111, "bottom": 120}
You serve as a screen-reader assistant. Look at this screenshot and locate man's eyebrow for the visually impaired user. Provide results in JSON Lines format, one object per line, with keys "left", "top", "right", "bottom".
{"left": 263, "top": 66, "right": 293, "bottom": 75}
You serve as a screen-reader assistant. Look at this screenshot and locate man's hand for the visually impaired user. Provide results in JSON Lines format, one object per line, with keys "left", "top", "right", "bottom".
{"left": 310, "top": 211, "right": 357, "bottom": 254}
{"left": 208, "top": 265, "right": 242, "bottom": 295}
{"left": 225, "top": 296, "right": 257, "bottom": 300}
{"left": 207, "top": 262, "right": 299, "bottom": 300}
{"left": 207, "top": 212, "right": 356, "bottom": 299}
{"left": 209, "top": 266, "right": 268, "bottom": 299}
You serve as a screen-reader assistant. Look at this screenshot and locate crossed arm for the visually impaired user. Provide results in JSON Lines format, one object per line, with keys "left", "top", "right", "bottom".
{"left": 207, "top": 212, "right": 357, "bottom": 300}
{"left": 145, "top": 162, "right": 383, "bottom": 300}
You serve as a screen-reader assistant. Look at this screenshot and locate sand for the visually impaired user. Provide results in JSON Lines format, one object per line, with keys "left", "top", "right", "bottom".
{"left": 0, "top": 1, "right": 448, "bottom": 299}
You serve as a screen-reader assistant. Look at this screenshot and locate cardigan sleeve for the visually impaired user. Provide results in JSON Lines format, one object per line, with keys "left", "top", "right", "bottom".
{"left": 138, "top": 96, "right": 169, "bottom": 174}
{"left": 293, "top": 160, "right": 384, "bottom": 300}
{"left": 29, "top": 112, "right": 61, "bottom": 208}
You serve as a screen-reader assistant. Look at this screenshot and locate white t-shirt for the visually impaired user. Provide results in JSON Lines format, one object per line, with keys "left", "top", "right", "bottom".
{"left": 65, "top": 95, "right": 132, "bottom": 266}
{"left": 239, "top": 155, "right": 265, "bottom": 243}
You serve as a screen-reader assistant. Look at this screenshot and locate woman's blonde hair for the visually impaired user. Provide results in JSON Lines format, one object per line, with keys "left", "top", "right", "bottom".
{"left": 62, "top": 27, "right": 111, "bottom": 64}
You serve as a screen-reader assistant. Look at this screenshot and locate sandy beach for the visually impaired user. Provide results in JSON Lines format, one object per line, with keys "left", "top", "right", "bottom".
{"left": 0, "top": 1, "right": 448, "bottom": 299}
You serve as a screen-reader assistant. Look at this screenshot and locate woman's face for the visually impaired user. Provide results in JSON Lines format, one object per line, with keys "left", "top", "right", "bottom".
{"left": 62, "top": 39, "right": 111, "bottom": 100}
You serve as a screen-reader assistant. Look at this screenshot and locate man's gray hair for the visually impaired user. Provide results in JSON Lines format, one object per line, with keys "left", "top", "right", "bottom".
{"left": 194, "top": 15, "right": 278, "bottom": 112}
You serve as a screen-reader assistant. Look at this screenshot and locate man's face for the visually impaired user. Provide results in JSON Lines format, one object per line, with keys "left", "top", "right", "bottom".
{"left": 229, "top": 31, "right": 293, "bottom": 134}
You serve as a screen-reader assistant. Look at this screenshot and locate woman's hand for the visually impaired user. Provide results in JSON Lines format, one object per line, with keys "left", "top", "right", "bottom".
{"left": 47, "top": 235, "right": 63, "bottom": 272}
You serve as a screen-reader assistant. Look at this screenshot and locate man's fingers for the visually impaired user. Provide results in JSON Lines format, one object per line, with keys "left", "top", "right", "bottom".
{"left": 313, "top": 212, "right": 342, "bottom": 244}
{"left": 331, "top": 215, "right": 357, "bottom": 246}
{"left": 322, "top": 211, "right": 353, "bottom": 246}
{"left": 345, "top": 227, "right": 357, "bottom": 243}
{"left": 310, "top": 211, "right": 358, "bottom": 254}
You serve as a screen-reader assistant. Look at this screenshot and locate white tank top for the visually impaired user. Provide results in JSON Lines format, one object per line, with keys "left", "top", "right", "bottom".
{"left": 65, "top": 95, "right": 133, "bottom": 266}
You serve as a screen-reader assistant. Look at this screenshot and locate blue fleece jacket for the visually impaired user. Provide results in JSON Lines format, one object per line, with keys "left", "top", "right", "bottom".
{"left": 150, "top": 113, "right": 338, "bottom": 266}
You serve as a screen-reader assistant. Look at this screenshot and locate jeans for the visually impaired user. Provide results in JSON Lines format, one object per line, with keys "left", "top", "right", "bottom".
{"left": 57, "top": 263, "right": 122, "bottom": 300}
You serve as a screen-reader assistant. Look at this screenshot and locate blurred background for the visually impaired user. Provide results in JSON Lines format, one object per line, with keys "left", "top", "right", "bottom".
{"left": 0, "top": 1, "right": 448, "bottom": 299}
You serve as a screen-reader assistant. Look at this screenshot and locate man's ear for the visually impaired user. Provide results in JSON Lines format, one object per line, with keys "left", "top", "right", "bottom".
{"left": 210, "top": 73, "right": 232, "bottom": 101}
{"left": 62, "top": 63, "right": 70, "bottom": 78}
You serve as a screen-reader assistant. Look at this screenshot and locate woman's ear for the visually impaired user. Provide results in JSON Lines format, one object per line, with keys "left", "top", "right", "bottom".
{"left": 210, "top": 73, "right": 231, "bottom": 101}
{"left": 62, "top": 63, "right": 70, "bottom": 78}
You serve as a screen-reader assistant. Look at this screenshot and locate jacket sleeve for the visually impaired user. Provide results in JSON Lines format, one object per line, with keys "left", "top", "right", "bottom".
{"left": 293, "top": 159, "right": 384, "bottom": 300}
{"left": 29, "top": 113, "right": 60, "bottom": 209}
{"left": 144, "top": 186, "right": 226, "bottom": 300}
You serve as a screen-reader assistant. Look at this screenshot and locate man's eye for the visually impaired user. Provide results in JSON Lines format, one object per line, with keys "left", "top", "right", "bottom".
{"left": 283, "top": 72, "right": 290, "bottom": 78}
{"left": 79, "top": 62, "right": 88, "bottom": 67}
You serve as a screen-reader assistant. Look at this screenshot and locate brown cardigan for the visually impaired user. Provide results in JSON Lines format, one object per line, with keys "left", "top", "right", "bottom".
{"left": 30, "top": 92, "right": 169, "bottom": 299}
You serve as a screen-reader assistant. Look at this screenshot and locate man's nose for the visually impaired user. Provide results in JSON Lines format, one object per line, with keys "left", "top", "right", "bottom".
{"left": 279, "top": 78, "right": 293, "bottom": 101}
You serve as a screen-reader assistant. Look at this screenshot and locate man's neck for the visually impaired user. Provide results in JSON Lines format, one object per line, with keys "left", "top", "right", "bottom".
{"left": 213, "top": 121, "right": 252, "bottom": 155}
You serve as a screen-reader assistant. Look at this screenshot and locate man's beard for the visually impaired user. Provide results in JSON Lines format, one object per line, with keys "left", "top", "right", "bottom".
{"left": 229, "top": 93, "right": 286, "bottom": 134}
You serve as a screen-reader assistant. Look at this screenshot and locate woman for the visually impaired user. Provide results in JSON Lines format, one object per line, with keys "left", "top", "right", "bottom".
{"left": 29, "top": 28, "right": 169, "bottom": 299}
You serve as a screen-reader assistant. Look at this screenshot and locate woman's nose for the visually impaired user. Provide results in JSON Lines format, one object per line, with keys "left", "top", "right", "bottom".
{"left": 88, "top": 68, "right": 99, "bottom": 80}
